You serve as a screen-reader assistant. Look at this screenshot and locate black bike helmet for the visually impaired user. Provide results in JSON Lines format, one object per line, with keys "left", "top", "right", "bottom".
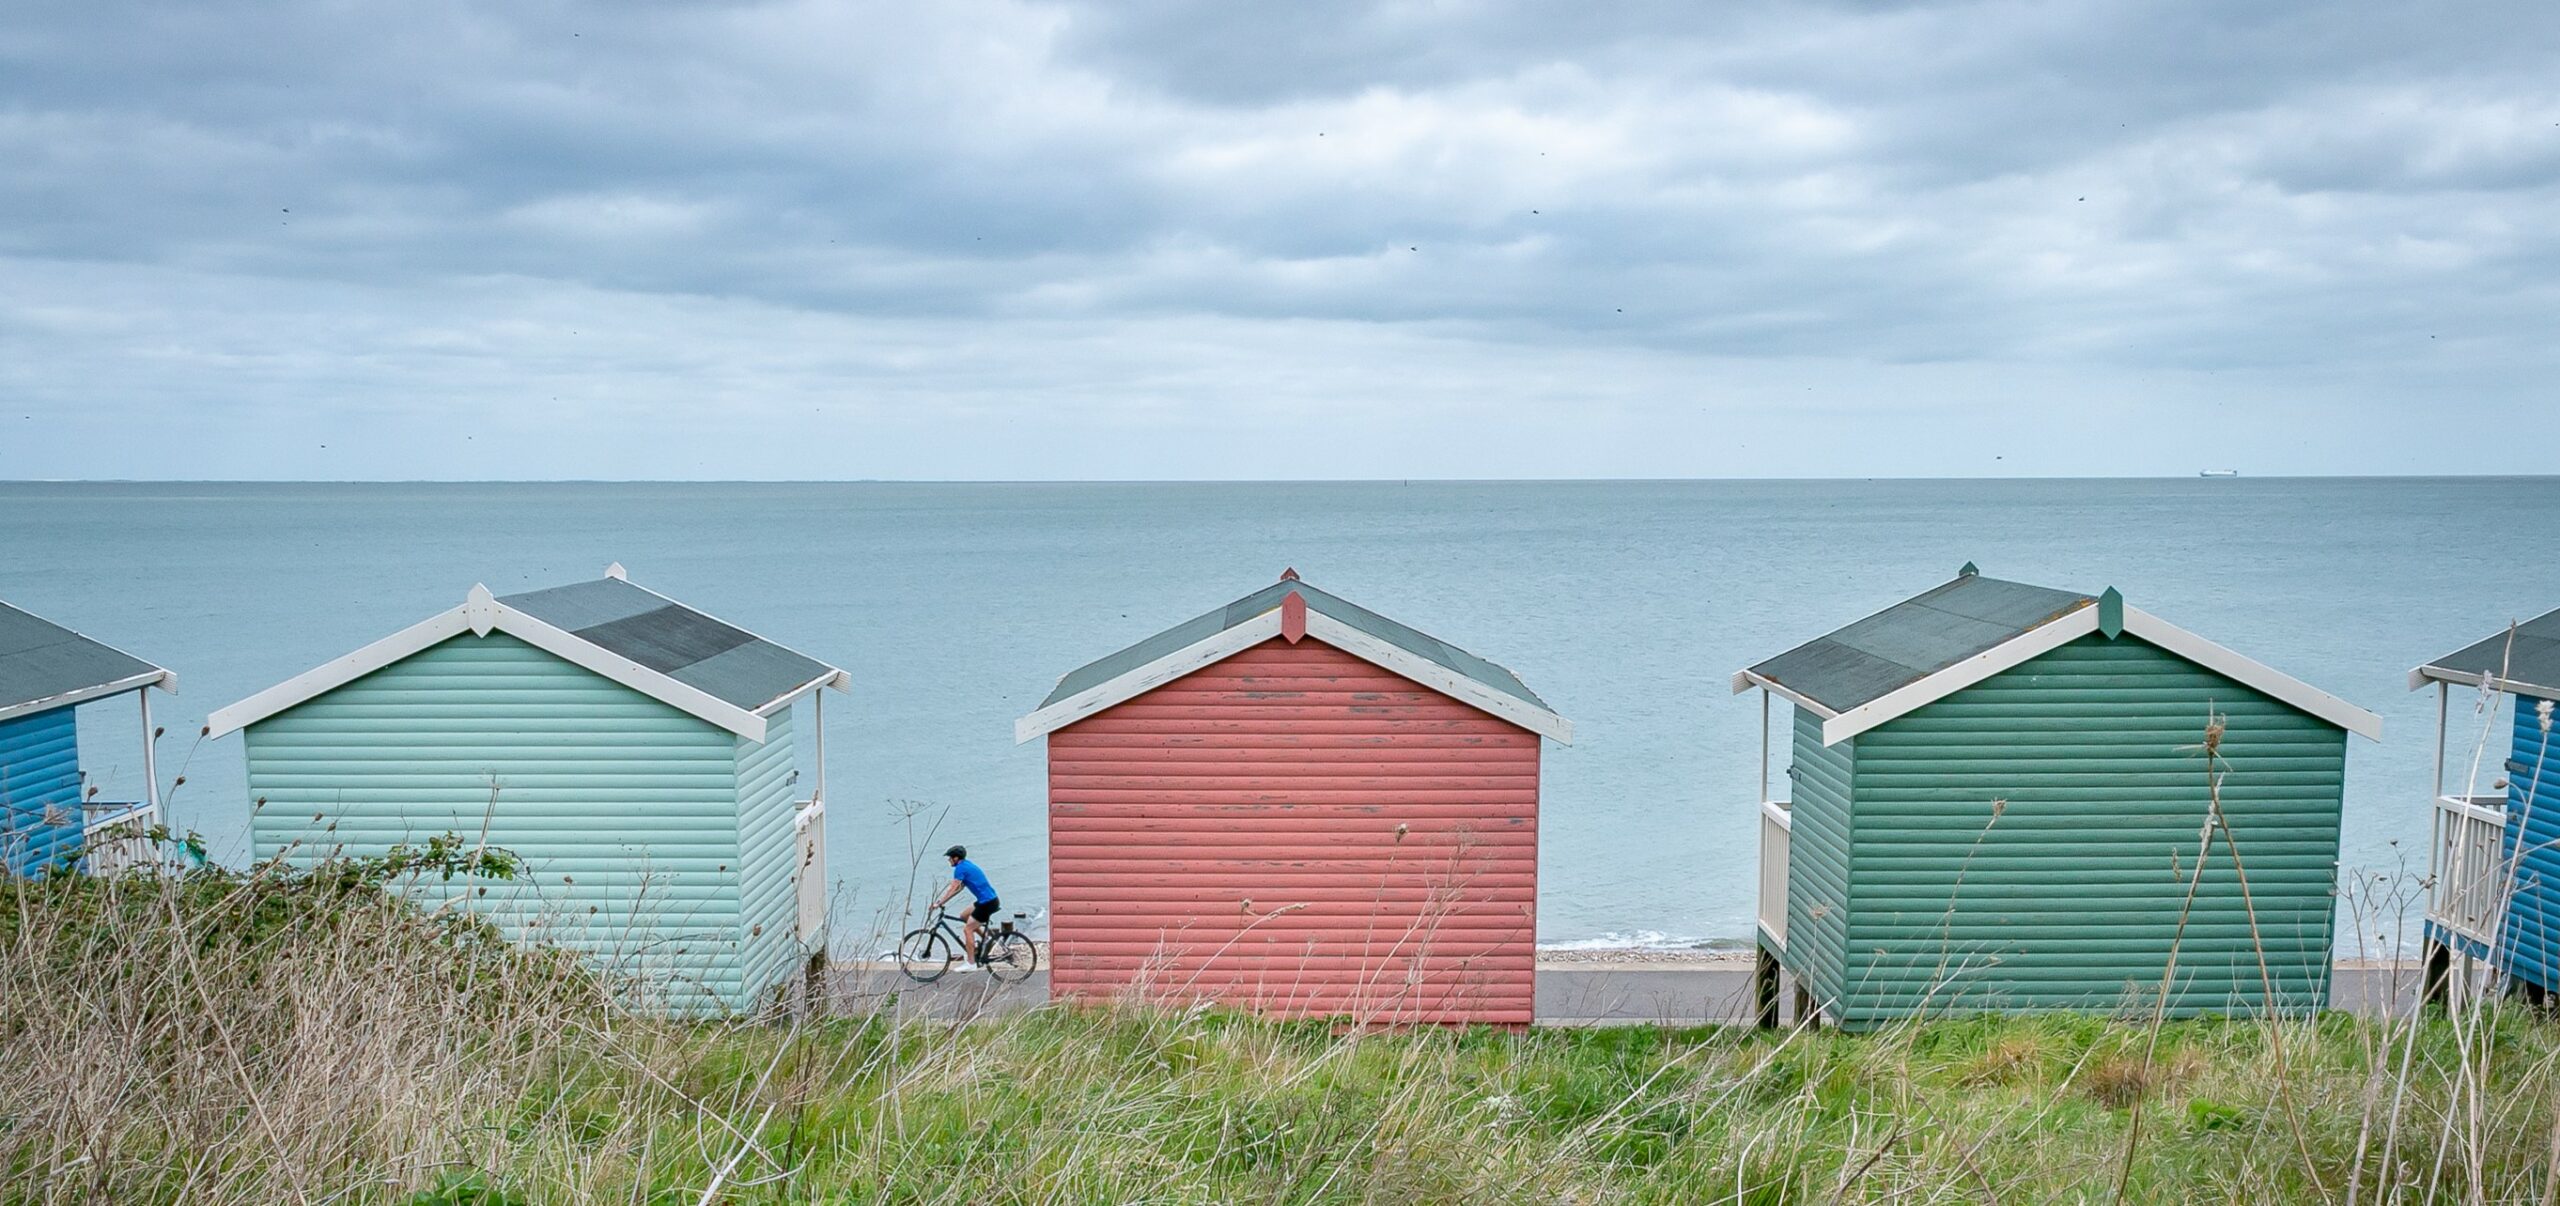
{"left": 945, "top": 845, "right": 967, "bottom": 860}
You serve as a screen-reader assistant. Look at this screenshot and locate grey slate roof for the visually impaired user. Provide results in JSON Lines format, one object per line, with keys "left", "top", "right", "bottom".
{"left": 1745, "top": 573, "right": 2098, "bottom": 715}
{"left": 0, "top": 600, "right": 169, "bottom": 715}
{"left": 1039, "top": 576, "right": 1553, "bottom": 712}
{"left": 2415, "top": 607, "right": 2560, "bottom": 701}
{"left": 501, "top": 578, "right": 839, "bottom": 714}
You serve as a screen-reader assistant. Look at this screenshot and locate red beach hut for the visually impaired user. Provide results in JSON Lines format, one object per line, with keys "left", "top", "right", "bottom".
{"left": 1014, "top": 571, "right": 1572, "bottom": 1025}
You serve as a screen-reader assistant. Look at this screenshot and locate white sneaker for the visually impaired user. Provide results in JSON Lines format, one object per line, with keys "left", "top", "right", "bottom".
{"left": 952, "top": 963, "right": 980, "bottom": 974}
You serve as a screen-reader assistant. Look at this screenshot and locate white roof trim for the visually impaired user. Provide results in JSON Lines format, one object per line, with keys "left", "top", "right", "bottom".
{"left": 1728, "top": 669, "right": 1838, "bottom": 719}
{"left": 207, "top": 588, "right": 791, "bottom": 742}
{"left": 1302, "top": 612, "right": 1572, "bottom": 744}
{"left": 756, "top": 668, "right": 854, "bottom": 716}
{"left": 0, "top": 668, "right": 176, "bottom": 725}
{"left": 1015, "top": 611, "right": 1287, "bottom": 743}
{"left": 2120, "top": 606, "right": 2381, "bottom": 741}
{"left": 207, "top": 608, "right": 470, "bottom": 738}
{"left": 603, "top": 575, "right": 851, "bottom": 712}
{"left": 1742, "top": 603, "right": 2383, "bottom": 746}
{"left": 1013, "top": 607, "right": 1573, "bottom": 745}
{"left": 1817, "top": 610, "right": 2102, "bottom": 745}
{"left": 2408, "top": 662, "right": 2560, "bottom": 700}
{"left": 2411, "top": 665, "right": 2469, "bottom": 692}
{"left": 494, "top": 604, "right": 769, "bottom": 740}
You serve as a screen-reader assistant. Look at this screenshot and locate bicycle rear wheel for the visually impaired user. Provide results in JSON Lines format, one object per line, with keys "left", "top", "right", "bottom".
{"left": 896, "top": 927, "right": 955, "bottom": 983}
{"left": 983, "top": 931, "right": 1039, "bottom": 982}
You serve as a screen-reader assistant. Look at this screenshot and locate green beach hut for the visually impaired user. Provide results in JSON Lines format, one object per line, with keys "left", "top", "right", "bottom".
{"left": 207, "top": 565, "right": 846, "bottom": 1015}
{"left": 1733, "top": 566, "right": 2380, "bottom": 1030}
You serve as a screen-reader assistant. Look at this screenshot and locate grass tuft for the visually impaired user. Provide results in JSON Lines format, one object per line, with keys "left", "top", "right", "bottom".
{"left": 9, "top": 866, "right": 2560, "bottom": 1202}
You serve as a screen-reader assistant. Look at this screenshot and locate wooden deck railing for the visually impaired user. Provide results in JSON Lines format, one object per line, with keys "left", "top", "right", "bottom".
{"left": 1759, "top": 800, "right": 1792, "bottom": 949}
{"left": 81, "top": 800, "right": 160, "bottom": 877}
{"left": 2429, "top": 793, "right": 2511, "bottom": 949}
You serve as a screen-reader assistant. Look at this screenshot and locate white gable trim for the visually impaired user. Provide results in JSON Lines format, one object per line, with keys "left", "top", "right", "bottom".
{"left": 1013, "top": 606, "right": 1573, "bottom": 745}
{"left": 1302, "top": 612, "right": 1573, "bottom": 744}
{"left": 1015, "top": 611, "right": 1287, "bottom": 743}
{"left": 494, "top": 605, "right": 769, "bottom": 741}
{"left": 1755, "top": 604, "right": 2384, "bottom": 746}
{"left": 608, "top": 574, "right": 854, "bottom": 712}
{"left": 1816, "top": 610, "right": 2103, "bottom": 745}
{"left": 0, "top": 668, "right": 176, "bottom": 725}
{"left": 207, "top": 590, "right": 784, "bottom": 741}
{"left": 206, "top": 608, "right": 471, "bottom": 738}
{"left": 2121, "top": 606, "right": 2381, "bottom": 741}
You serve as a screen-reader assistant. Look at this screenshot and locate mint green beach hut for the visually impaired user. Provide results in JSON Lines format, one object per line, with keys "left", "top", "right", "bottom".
{"left": 208, "top": 566, "right": 846, "bottom": 1015}
{"left": 1733, "top": 566, "right": 2381, "bottom": 1031}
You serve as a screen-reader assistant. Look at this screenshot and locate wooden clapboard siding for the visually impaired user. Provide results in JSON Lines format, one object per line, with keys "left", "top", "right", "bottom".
{"left": 1048, "top": 638, "right": 1538, "bottom": 1024}
{"left": 733, "top": 704, "right": 801, "bottom": 1001}
{"left": 1815, "top": 633, "right": 2344, "bottom": 1029}
{"left": 2498, "top": 698, "right": 2560, "bottom": 990}
{"left": 0, "top": 708, "right": 82, "bottom": 876}
{"left": 1782, "top": 705, "right": 1855, "bottom": 1016}
{"left": 243, "top": 632, "right": 787, "bottom": 1015}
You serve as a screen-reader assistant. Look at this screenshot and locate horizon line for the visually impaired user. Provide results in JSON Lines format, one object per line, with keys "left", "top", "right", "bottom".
{"left": 4, "top": 472, "right": 2555, "bottom": 487}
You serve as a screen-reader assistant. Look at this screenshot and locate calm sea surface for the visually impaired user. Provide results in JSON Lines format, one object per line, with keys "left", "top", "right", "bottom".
{"left": 3, "top": 479, "right": 2554, "bottom": 950}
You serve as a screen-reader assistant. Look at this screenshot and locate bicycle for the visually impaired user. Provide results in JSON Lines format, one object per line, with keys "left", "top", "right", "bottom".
{"left": 897, "top": 908, "right": 1038, "bottom": 983}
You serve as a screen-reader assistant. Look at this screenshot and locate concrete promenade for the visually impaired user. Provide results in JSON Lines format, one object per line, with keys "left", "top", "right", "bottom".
{"left": 827, "top": 959, "right": 2423, "bottom": 1027}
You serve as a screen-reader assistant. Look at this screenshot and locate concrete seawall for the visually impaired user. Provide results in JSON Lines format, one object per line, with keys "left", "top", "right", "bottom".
{"left": 827, "top": 958, "right": 2424, "bottom": 1026}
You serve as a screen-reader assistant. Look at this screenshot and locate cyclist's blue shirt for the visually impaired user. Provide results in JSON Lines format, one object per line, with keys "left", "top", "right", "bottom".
{"left": 951, "top": 859, "right": 996, "bottom": 903}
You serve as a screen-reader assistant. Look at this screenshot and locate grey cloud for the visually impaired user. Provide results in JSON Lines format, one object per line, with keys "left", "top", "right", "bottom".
{"left": 0, "top": 0, "right": 2554, "bottom": 478}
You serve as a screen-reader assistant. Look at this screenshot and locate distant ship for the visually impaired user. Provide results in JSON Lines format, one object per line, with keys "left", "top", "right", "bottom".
{"left": 2199, "top": 469, "right": 2240, "bottom": 478}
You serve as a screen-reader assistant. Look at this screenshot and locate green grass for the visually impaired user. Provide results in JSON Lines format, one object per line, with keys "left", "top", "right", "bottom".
{"left": 7, "top": 871, "right": 2560, "bottom": 1203}
{"left": 409, "top": 1002, "right": 2560, "bottom": 1203}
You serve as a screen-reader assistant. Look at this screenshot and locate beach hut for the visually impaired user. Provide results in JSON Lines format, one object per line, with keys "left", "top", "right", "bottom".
{"left": 1015, "top": 570, "right": 1571, "bottom": 1025}
{"left": 206, "top": 565, "right": 846, "bottom": 1015}
{"left": 1733, "top": 565, "right": 2380, "bottom": 1030}
{"left": 2409, "top": 607, "right": 2560, "bottom": 1004}
{"left": 0, "top": 600, "right": 175, "bottom": 876}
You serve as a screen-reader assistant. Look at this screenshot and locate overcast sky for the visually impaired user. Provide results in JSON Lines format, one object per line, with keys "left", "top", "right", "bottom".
{"left": 3, "top": 0, "right": 2554, "bottom": 480}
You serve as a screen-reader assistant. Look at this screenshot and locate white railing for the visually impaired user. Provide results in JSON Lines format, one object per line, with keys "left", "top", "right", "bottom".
{"left": 1759, "top": 800, "right": 1792, "bottom": 948}
{"left": 792, "top": 799, "right": 827, "bottom": 953}
{"left": 2429, "top": 793, "right": 2511, "bottom": 948}
{"left": 81, "top": 801, "right": 159, "bottom": 877}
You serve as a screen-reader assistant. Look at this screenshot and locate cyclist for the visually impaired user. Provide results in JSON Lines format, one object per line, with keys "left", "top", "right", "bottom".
{"left": 930, "top": 844, "right": 1000, "bottom": 969}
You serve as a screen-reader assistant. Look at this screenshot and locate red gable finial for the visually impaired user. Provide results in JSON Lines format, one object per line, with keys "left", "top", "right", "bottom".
{"left": 1280, "top": 590, "right": 1307, "bottom": 643}
{"left": 1279, "top": 566, "right": 1300, "bottom": 581}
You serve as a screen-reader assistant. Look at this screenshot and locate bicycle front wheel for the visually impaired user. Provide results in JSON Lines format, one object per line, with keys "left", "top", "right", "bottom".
{"left": 984, "top": 931, "right": 1040, "bottom": 982}
{"left": 896, "top": 927, "right": 955, "bottom": 983}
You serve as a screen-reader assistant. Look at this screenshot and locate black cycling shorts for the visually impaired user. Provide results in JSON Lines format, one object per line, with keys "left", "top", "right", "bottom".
{"left": 971, "top": 898, "right": 1000, "bottom": 923}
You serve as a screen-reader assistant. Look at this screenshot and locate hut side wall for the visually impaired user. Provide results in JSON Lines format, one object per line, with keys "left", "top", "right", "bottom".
{"left": 1836, "top": 633, "right": 2345, "bottom": 1029}
{"left": 1048, "top": 637, "right": 1538, "bottom": 1025}
{"left": 0, "top": 708, "right": 82, "bottom": 876}
{"left": 1782, "top": 705, "right": 1855, "bottom": 1015}
{"left": 2498, "top": 696, "right": 2560, "bottom": 990}
{"left": 244, "top": 632, "right": 764, "bottom": 1015}
{"left": 733, "top": 705, "right": 803, "bottom": 1002}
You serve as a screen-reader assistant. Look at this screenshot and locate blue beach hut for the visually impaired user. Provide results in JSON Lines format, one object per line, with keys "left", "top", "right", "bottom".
{"left": 0, "top": 600, "right": 175, "bottom": 875}
{"left": 2411, "top": 608, "right": 2560, "bottom": 1004}
{"left": 206, "top": 565, "right": 847, "bottom": 1015}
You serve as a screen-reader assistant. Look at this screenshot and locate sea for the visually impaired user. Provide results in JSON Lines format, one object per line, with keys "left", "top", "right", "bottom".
{"left": 4, "top": 478, "right": 2554, "bottom": 952}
